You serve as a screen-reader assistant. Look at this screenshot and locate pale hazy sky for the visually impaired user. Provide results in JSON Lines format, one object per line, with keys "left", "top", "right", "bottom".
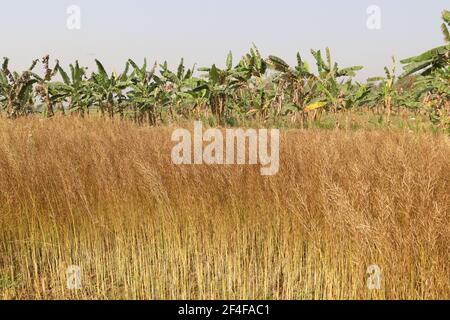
{"left": 1, "top": 0, "right": 448, "bottom": 80}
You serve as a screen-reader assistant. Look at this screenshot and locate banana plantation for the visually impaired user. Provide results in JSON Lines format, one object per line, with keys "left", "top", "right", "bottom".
{"left": 1, "top": 11, "right": 449, "bottom": 130}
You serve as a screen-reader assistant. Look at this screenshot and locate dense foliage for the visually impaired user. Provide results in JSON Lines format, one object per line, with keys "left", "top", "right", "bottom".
{"left": 1, "top": 10, "right": 449, "bottom": 129}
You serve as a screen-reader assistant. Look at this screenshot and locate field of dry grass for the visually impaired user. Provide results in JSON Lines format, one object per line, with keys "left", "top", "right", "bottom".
{"left": 0, "top": 117, "right": 449, "bottom": 300}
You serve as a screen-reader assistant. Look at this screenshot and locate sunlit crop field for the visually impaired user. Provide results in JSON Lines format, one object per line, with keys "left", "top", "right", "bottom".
{"left": 0, "top": 117, "right": 448, "bottom": 300}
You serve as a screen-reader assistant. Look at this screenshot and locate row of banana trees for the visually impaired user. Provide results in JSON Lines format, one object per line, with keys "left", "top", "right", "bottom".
{"left": 1, "top": 10, "right": 449, "bottom": 128}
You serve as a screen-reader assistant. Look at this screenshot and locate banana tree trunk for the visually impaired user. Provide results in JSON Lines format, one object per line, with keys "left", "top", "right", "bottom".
{"left": 385, "top": 96, "right": 392, "bottom": 126}
{"left": 6, "top": 97, "right": 13, "bottom": 117}
{"left": 45, "top": 88, "right": 54, "bottom": 118}
{"left": 99, "top": 103, "right": 105, "bottom": 117}
{"left": 334, "top": 102, "right": 339, "bottom": 129}
{"left": 210, "top": 94, "right": 226, "bottom": 124}
{"left": 107, "top": 100, "right": 114, "bottom": 119}
{"left": 148, "top": 106, "right": 156, "bottom": 126}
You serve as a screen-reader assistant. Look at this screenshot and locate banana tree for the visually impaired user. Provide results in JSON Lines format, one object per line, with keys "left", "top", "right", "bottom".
{"left": 194, "top": 54, "right": 241, "bottom": 124}
{"left": 48, "top": 61, "right": 93, "bottom": 116}
{"left": 411, "top": 67, "right": 450, "bottom": 127}
{"left": 222, "top": 47, "right": 269, "bottom": 120}
{"left": 401, "top": 10, "right": 450, "bottom": 77}
{"left": 400, "top": 10, "right": 450, "bottom": 128}
{"left": 127, "top": 59, "right": 158, "bottom": 125}
{"left": 156, "top": 59, "right": 198, "bottom": 120}
{"left": 0, "top": 58, "right": 38, "bottom": 118}
{"left": 311, "top": 48, "right": 363, "bottom": 127}
{"left": 268, "top": 53, "right": 316, "bottom": 124}
{"left": 90, "top": 60, "right": 130, "bottom": 118}
{"left": 32, "top": 55, "right": 60, "bottom": 117}
{"left": 367, "top": 57, "right": 398, "bottom": 124}
{"left": 342, "top": 82, "right": 370, "bottom": 110}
